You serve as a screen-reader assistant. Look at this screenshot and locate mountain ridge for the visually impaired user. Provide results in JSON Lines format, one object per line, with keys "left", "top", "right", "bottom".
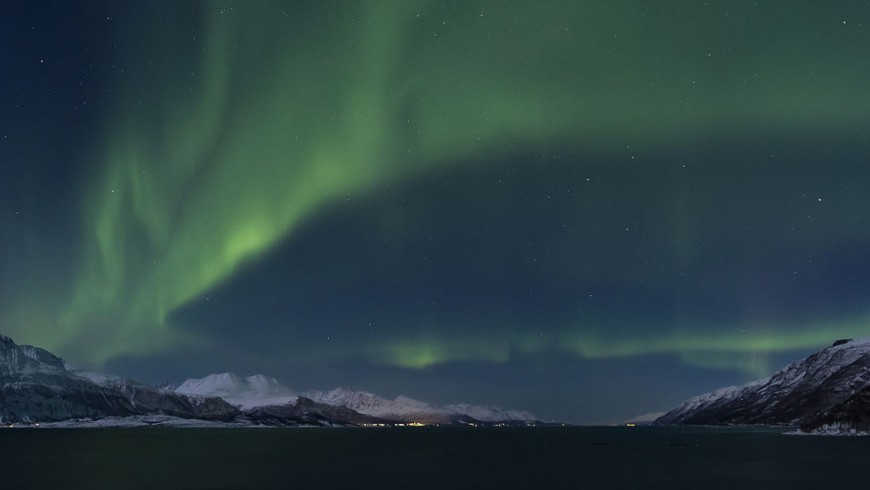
{"left": 0, "top": 334, "right": 540, "bottom": 427}
{"left": 302, "top": 386, "right": 536, "bottom": 424}
{"left": 175, "top": 372, "right": 297, "bottom": 409}
{"left": 656, "top": 338, "right": 870, "bottom": 433}
{"left": 0, "top": 335, "right": 240, "bottom": 424}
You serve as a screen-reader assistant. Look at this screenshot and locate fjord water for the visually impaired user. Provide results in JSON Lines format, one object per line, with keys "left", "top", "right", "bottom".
{"left": 2, "top": 426, "right": 866, "bottom": 489}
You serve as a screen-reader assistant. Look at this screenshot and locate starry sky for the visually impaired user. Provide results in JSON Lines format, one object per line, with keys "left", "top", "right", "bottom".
{"left": 2, "top": 0, "right": 870, "bottom": 423}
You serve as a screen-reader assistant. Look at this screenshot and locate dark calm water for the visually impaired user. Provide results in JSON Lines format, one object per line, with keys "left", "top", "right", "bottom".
{"left": 1, "top": 426, "right": 867, "bottom": 489}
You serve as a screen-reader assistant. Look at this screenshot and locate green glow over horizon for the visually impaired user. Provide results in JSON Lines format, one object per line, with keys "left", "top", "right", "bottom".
{"left": 376, "top": 313, "right": 870, "bottom": 377}
{"left": 9, "top": 1, "right": 867, "bottom": 372}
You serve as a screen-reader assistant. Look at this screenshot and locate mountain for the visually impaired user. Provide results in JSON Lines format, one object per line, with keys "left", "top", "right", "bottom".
{"left": 0, "top": 334, "right": 541, "bottom": 427}
{"left": 0, "top": 335, "right": 239, "bottom": 424}
{"left": 303, "top": 386, "right": 536, "bottom": 425}
{"left": 243, "top": 397, "right": 393, "bottom": 427}
{"left": 175, "top": 373, "right": 296, "bottom": 409}
{"left": 656, "top": 338, "right": 870, "bottom": 432}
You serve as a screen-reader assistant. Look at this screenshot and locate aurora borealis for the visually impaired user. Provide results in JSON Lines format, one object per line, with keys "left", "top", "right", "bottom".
{"left": 2, "top": 1, "right": 870, "bottom": 422}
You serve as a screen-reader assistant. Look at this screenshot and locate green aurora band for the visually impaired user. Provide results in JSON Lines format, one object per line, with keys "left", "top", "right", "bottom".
{"left": 14, "top": 1, "right": 869, "bottom": 370}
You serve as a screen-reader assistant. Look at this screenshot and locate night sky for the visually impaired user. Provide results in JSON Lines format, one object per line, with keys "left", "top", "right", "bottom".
{"left": 2, "top": 1, "right": 870, "bottom": 423}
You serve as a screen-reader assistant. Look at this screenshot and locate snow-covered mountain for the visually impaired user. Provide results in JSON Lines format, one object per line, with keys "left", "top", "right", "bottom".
{"left": 0, "top": 334, "right": 541, "bottom": 427}
{"left": 0, "top": 335, "right": 239, "bottom": 424}
{"left": 303, "top": 386, "right": 536, "bottom": 424}
{"left": 303, "top": 387, "right": 435, "bottom": 419}
{"left": 654, "top": 381, "right": 766, "bottom": 425}
{"left": 442, "top": 402, "right": 536, "bottom": 423}
{"left": 0, "top": 335, "right": 66, "bottom": 376}
{"left": 175, "top": 373, "right": 296, "bottom": 409}
{"left": 656, "top": 338, "right": 870, "bottom": 429}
